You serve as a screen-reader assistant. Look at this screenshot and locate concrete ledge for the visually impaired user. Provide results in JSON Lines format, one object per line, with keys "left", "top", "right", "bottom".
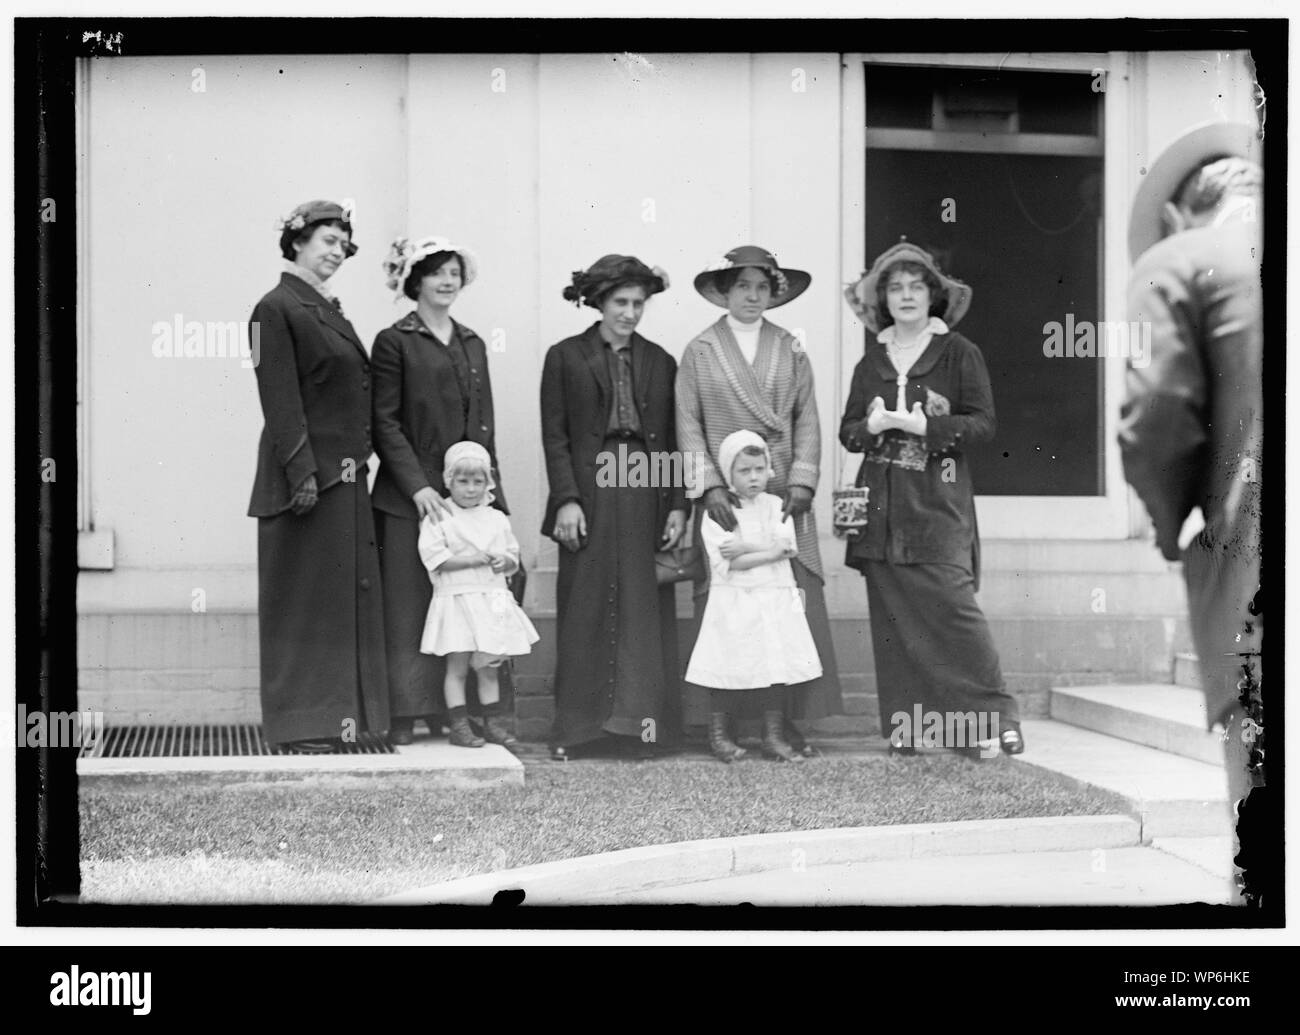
{"left": 1011, "top": 719, "right": 1230, "bottom": 840}
{"left": 77, "top": 740, "right": 524, "bottom": 789}
{"left": 1050, "top": 684, "right": 1220, "bottom": 765}
{"left": 375, "top": 814, "right": 1140, "bottom": 905}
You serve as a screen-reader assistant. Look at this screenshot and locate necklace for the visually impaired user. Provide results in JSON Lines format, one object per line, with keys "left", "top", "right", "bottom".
{"left": 889, "top": 336, "right": 924, "bottom": 352}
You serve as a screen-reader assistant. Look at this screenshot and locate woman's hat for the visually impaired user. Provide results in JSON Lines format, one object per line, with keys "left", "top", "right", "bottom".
{"left": 276, "top": 199, "right": 358, "bottom": 256}
{"left": 843, "top": 239, "right": 972, "bottom": 333}
{"left": 563, "top": 254, "right": 669, "bottom": 309}
{"left": 1128, "top": 121, "right": 1262, "bottom": 262}
{"left": 383, "top": 235, "right": 479, "bottom": 299}
{"left": 717, "top": 429, "right": 775, "bottom": 494}
{"left": 693, "top": 245, "right": 811, "bottom": 309}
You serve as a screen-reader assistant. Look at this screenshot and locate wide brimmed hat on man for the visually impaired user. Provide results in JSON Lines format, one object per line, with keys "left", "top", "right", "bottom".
{"left": 1128, "top": 120, "right": 1262, "bottom": 263}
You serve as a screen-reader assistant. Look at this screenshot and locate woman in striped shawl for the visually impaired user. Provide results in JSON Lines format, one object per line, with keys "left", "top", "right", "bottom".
{"left": 676, "top": 246, "right": 843, "bottom": 762}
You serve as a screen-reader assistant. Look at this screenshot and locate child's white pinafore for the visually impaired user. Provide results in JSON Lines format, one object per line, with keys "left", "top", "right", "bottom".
{"left": 418, "top": 502, "right": 539, "bottom": 663}
{"left": 685, "top": 492, "right": 823, "bottom": 689}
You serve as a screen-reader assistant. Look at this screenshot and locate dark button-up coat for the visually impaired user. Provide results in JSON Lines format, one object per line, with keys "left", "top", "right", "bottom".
{"left": 247, "top": 272, "right": 374, "bottom": 517}
{"left": 540, "top": 322, "right": 686, "bottom": 536}
{"left": 370, "top": 312, "right": 507, "bottom": 517}
{"left": 838, "top": 331, "right": 997, "bottom": 583}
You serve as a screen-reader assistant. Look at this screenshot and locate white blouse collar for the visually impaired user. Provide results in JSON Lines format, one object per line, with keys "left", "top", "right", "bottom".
{"left": 726, "top": 313, "right": 763, "bottom": 336}
{"left": 876, "top": 316, "right": 948, "bottom": 345}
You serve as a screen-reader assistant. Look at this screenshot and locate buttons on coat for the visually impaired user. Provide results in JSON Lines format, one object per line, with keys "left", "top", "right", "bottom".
{"left": 360, "top": 578, "right": 371, "bottom": 590}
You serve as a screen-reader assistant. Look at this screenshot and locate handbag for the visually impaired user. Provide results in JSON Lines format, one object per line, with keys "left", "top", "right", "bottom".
{"left": 832, "top": 450, "right": 869, "bottom": 540}
{"left": 507, "top": 564, "right": 527, "bottom": 605}
{"left": 654, "top": 545, "right": 705, "bottom": 585}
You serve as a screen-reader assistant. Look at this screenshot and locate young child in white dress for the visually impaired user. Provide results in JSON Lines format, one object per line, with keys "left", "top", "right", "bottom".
{"left": 687, "top": 429, "right": 822, "bottom": 762}
{"left": 418, "top": 441, "right": 539, "bottom": 748}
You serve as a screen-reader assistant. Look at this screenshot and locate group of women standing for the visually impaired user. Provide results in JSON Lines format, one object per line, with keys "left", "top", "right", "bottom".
{"left": 248, "top": 197, "right": 1023, "bottom": 761}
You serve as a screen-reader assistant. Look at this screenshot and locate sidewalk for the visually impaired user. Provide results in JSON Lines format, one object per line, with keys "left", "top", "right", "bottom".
{"left": 581, "top": 841, "right": 1233, "bottom": 906}
{"left": 377, "top": 819, "right": 1234, "bottom": 907}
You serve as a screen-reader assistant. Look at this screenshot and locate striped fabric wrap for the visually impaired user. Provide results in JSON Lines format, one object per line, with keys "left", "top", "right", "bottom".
{"left": 676, "top": 316, "right": 825, "bottom": 581}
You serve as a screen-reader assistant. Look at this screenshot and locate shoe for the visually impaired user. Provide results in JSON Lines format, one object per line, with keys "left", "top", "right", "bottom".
{"left": 448, "top": 715, "right": 485, "bottom": 748}
{"left": 761, "top": 710, "right": 802, "bottom": 763}
{"left": 422, "top": 714, "right": 446, "bottom": 737}
{"left": 1000, "top": 722, "right": 1026, "bottom": 756}
{"left": 284, "top": 738, "right": 338, "bottom": 754}
{"left": 888, "top": 742, "right": 917, "bottom": 757}
{"left": 388, "top": 718, "right": 415, "bottom": 746}
{"left": 482, "top": 714, "right": 518, "bottom": 748}
{"left": 707, "top": 712, "right": 747, "bottom": 763}
{"left": 784, "top": 718, "right": 816, "bottom": 757}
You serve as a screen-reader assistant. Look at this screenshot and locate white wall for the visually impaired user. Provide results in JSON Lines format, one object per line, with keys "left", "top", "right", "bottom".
{"left": 81, "top": 54, "right": 408, "bottom": 610}
{"left": 80, "top": 50, "right": 1258, "bottom": 613}
{"left": 1142, "top": 50, "right": 1262, "bottom": 159}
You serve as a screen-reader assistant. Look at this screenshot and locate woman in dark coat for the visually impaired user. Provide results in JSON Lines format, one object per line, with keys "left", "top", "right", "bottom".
{"left": 247, "top": 199, "right": 389, "bottom": 752}
{"left": 541, "top": 255, "right": 687, "bottom": 759}
{"left": 840, "top": 239, "right": 1022, "bottom": 757}
{"left": 371, "top": 235, "right": 511, "bottom": 745}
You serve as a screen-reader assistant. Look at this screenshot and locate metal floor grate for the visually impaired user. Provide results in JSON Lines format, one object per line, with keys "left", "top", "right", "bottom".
{"left": 78, "top": 725, "right": 395, "bottom": 759}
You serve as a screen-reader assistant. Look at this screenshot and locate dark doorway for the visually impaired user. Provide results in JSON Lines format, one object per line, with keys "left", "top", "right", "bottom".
{"left": 863, "top": 66, "right": 1104, "bottom": 496}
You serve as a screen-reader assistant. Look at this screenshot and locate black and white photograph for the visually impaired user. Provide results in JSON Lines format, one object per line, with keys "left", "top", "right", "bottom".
{"left": 14, "top": 7, "right": 1283, "bottom": 944}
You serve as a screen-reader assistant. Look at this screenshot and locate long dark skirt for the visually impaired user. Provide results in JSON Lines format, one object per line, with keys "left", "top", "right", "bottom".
{"left": 863, "top": 558, "right": 1018, "bottom": 742}
{"left": 257, "top": 479, "right": 389, "bottom": 745}
{"left": 550, "top": 441, "right": 680, "bottom": 749}
{"left": 374, "top": 508, "right": 515, "bottom": 722}
{"left": 686, "top": 556, "right": 843, "bottom": 723}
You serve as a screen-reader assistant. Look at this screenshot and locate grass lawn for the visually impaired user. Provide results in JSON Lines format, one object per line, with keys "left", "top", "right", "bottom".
{"left": 80, "top": 751, "right": 1130, "bottom": 904}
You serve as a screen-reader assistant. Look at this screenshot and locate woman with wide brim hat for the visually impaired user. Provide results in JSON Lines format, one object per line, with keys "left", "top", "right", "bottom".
{"left": 839, "top": 237, "right": 1022, "bottom": 758}
{"left": 247, "top": 199, "right": 390, "bottom": 753}
{"left": 540, "top": 254, "right": 688, "bottom": 760}
{"left": 676, "top": 245, "right": 842, "bottom": 762}
{"left": 370, "top": 235, "right": 514, "bottom": 746}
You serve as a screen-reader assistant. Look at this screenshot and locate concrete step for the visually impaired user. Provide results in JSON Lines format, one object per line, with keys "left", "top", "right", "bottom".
{"left": 1174, "top": 651, "right": 1202, "bottom": 690}
{"left": 1049, "top": 684, "right": 1220, "bottom": 765}
{"left": 1011, "top": 719, "right": 1228, "bottom": 840}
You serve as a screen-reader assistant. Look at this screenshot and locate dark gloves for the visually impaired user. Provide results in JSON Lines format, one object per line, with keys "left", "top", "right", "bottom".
{"left": 781, "top": 485, "right": 813, "bottom": 522}
{"left": 290, "top": 473, "right": 319, "bottom": 516}
{"left": 703, "top": 486, "right": 738, "bottom": 532}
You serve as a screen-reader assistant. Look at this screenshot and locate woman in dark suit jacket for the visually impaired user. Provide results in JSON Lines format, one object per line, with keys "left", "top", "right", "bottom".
{"left": 371, "top": 236, "right": 511, "bottom": 745}
{"left": 541, "top": 254, "right": 687, "bottom": 759}
{"left": 840, "top": 240, "right": 1022, "bottom": 758}
{"left": 247, "top": 199, "right": 389, "bottom": 752}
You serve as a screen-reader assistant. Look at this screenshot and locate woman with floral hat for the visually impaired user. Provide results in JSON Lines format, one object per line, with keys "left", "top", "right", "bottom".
{"left": 676, "top": 246, "right": 842, "bottom": 760}
{"left": 541, "top": 254, "right": 687, "bottom": 759}
{"left": 840, "top": 239, "right": 1023, "bottom": 757}
{"left": 247, "top": 199, "right": 389, "bottom": 752}
{"left": 371, "top": 235, "right": 510, "bottom": 745}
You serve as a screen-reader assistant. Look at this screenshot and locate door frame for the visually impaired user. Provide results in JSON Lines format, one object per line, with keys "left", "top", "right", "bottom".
{"left": 839, "top": 52, "right": 1140, "bottom": 539}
